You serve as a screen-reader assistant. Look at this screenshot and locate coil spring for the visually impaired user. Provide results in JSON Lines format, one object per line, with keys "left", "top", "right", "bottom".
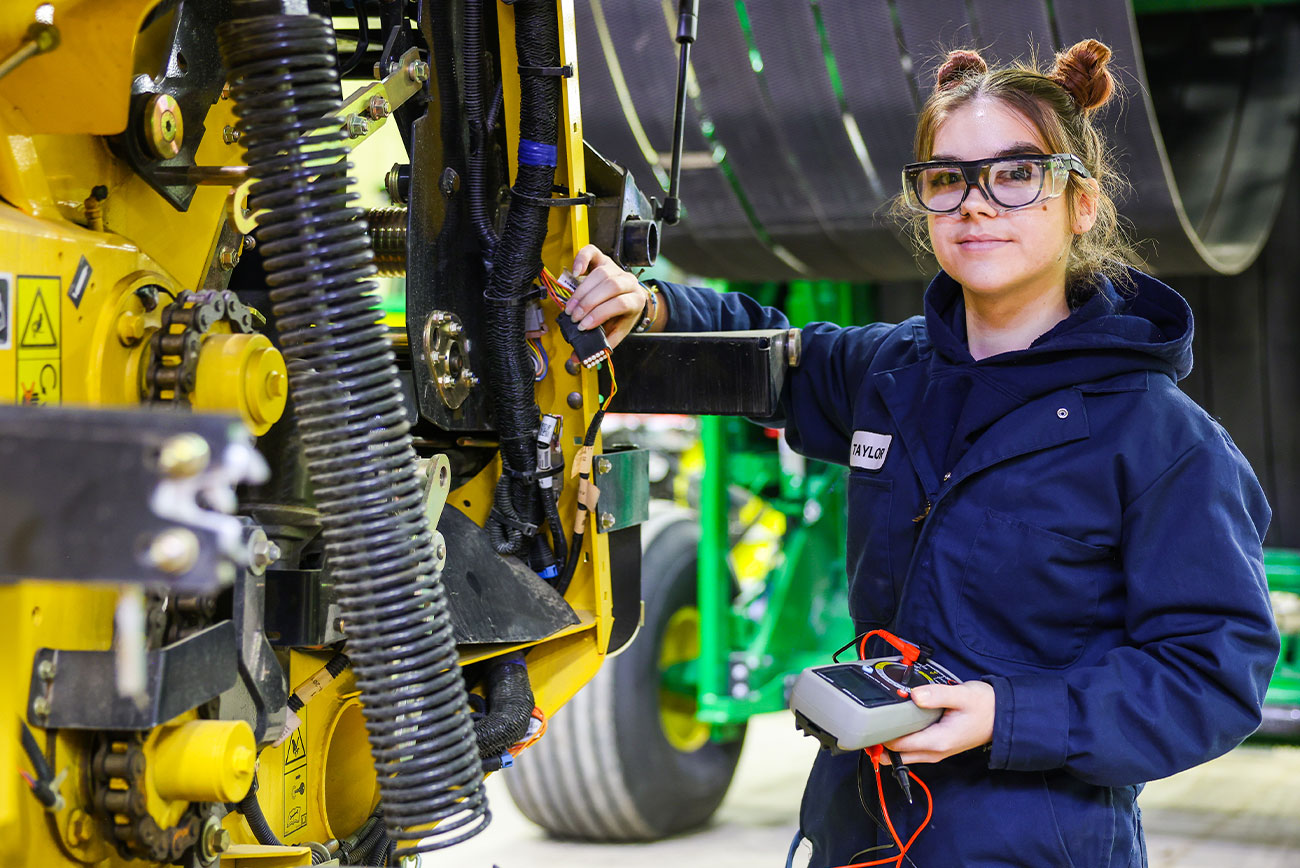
{"left": 365, "top": 207, "right": 407, "bottom": 277}
{"left": 217, "top": 11, "right": 487, "bottom": 854}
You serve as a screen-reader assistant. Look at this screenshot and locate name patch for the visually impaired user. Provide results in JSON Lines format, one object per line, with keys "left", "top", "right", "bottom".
{"left": 850, "top": 430, "right": 892, "bottom": 471}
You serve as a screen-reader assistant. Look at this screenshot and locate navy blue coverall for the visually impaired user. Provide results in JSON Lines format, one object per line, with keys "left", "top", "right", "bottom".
{"left": 652, "top": 268, "right": 1279, "bottom": 867}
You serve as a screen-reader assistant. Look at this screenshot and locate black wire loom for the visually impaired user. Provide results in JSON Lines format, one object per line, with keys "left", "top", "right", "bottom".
{"left": 217, "top": 6, "right": 488, "bottom": 853}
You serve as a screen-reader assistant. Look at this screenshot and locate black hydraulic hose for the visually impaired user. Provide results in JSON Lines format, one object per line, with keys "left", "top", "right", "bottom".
{"left": 485, "top": 82, "right": 504, "bottom": 133}
{"left": 483, "top": 0, "right": 562, "bottom": 573}
{"left": 218, "top": 7, "right": 487, "bottom": 854}
{"left": 338, "top": 1, "right": 369, "bottom": 78}
{"left": 543, "top": 484, "right": 567, "bottom": 573}
{"left": 464, "top": 0, "right": 499, "bottom": 251}
{"left": 473, "top": 652, "right": 534, "bottom": 759}
{"left": 351, "top": 815, "right": 388, "bottom": 865}
{"left": 19, "top": 722, "right": 58, "bottom": 809}
{"left": 237, "top": 778, "right": 282, "bottom": 847}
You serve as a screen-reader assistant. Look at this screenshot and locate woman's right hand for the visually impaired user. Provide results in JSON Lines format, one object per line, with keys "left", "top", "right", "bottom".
{"left": 563, "top": 244, "right": 654, "bottom": 350}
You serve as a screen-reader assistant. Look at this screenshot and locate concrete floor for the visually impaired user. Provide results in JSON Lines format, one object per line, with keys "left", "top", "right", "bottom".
{"left": 441, "top": 712, "right": 1300, "bottom": 867}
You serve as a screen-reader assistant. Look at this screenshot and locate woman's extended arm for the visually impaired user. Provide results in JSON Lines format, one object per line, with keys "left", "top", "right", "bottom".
{"left": 564, "top": 245, "right": 899, "bottom": 465}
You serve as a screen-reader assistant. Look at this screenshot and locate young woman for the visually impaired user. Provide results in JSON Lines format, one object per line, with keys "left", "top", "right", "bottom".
{"left": 561, "top": 40, "right": 1279, "bottom": 867}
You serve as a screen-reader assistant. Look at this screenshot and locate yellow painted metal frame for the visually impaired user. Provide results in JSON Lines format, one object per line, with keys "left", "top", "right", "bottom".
{"left": 1, "top": 2, "right": 617, "bottom": 865}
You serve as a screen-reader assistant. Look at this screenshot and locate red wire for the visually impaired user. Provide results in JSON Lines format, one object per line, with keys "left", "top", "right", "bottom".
{"left": 832, "top": 626, "right": 935, "bottom": 868}
{"left": 832, "top": 760, "right": 933, "bottom": 868}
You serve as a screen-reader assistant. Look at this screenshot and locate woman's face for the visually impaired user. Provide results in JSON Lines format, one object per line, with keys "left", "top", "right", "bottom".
{"left": 926, "top": 97, "right": 1090, "bottom": 306}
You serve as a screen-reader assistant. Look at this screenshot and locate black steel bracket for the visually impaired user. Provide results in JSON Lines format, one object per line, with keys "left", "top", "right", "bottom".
{"left": 612, "top": 329, "right": 798, "bottom": 416}
{"left": 27, "top": 622, "right": 238, "bottom": 730}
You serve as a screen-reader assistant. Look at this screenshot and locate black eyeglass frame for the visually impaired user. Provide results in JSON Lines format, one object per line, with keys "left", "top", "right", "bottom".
{"left": 901, "top": 152, "right": 1092, "bottom": 215}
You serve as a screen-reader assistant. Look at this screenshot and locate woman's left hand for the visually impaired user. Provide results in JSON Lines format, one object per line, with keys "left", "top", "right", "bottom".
{"left": 881, "top": 681, "right": 996, "bottom": 764}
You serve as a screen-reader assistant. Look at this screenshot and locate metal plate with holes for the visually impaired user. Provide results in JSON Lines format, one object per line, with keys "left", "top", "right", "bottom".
{"left": 27, "top": 622, "right": 238, "bottom": 730}
{"left": 593, "top": 448, "right": 650, "bottom": 534}
{"left": 0, "top": 404, "right": 258, "bottom": 592}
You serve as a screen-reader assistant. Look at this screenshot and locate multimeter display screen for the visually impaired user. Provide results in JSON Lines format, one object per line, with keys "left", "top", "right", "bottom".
{"left": 816, "top": 665, "right": 902, "bottom": 708}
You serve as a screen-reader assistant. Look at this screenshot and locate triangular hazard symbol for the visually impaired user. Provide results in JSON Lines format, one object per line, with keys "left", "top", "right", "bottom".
{"left": 20, "top": 288, "right": 56, "bottom": 348}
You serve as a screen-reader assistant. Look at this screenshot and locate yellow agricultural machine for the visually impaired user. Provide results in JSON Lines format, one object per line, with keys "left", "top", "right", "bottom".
{"left": 0, "top": 1, "right": 670, "bottom": 864}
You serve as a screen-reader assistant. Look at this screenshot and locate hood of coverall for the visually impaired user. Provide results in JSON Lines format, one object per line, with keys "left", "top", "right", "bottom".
{"left": 918, "top": 267, "right": 1195, "bottom": 474}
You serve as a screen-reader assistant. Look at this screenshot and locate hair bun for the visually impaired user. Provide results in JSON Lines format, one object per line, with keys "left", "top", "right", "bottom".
{"left": 1050, "top": 39, "right": 1115, "bottom": 113}
{"left": 935, "top": 49, "right": 988, "bottom": 93}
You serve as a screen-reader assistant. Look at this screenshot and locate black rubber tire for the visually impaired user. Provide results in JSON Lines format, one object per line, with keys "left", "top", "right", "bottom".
{"left": 504, "top": 513, "right": 747, "bottom": 840}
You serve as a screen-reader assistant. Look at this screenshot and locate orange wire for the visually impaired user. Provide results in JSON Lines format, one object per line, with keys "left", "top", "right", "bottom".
{"left": 833, "top": 756, "right": 933, "bottom": 868}
{"left": 602, "top": 356, "right": 617, "bottom": 410}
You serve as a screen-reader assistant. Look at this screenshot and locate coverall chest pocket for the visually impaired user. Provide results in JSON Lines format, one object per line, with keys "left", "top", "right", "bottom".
{"left": 846, "top": 473, "right": 896, "bottom": 626}
{"left": 957, "top": 508, "right": 1107, "bottom": 668}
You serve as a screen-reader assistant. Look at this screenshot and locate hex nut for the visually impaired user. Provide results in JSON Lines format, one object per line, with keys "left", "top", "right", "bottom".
{"left": 222, "top": 125, "right": 240, "bottom": 145}
{"left": 32, "top": 696, "right": 50, "bottom": 717}
{"left": 346, "top": 114, "right": 370, "bottom": 138}
{"left": 218, "top": 246, "right": 241, "bottom": 271}
{"left": 367, "top": 95, "right": 391, "bottom": 119}
{"left": 599, "top": 512, "right": 616, "bottom": 531}
{"left": 596, "top": 457, "right": 612, "bottom": 475}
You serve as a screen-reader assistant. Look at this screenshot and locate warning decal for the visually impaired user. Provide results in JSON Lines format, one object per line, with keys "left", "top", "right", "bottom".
{"left": 19, "top": 282, "right": 58, "bottom": 348}
{"left": 283, "top": 724, "right": 308, "bottom": 836}
{"left": 14, "top": 276, "right": 61, "bottom": 405}
{"left": 0, "top": 273, "right": 11, "bottom": 350}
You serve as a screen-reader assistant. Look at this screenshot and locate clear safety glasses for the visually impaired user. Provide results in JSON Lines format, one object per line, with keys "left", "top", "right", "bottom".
{"left": 901, "top": 153, "right": 1091, "bottom": 214}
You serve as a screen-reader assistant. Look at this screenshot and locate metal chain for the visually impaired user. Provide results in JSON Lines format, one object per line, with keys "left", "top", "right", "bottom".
{"left": 144, "top": 289, "right": 262, "bottom": 404}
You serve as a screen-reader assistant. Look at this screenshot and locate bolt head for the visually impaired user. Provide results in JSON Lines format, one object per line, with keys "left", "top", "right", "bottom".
{"left": 599, "top": 512, "right": 616, "bottom": 531}
{"left": 442, "top": 321, "right": 463, "bottom": 336}
{"left": 38, "top": 659, "right": 56, "bottom": 680}
{"left": 222, "top": 125, "right": 240, "bottom": 145}
{"left": 248, "top": 530, "right": 279, "bottom": 573}
{"left": 67, "top": 810, "right": 92, "bottom": 845}
{"left": 368, "top": 95, "right": 391, "bottom": 119}
{"left": 159, "top": 433, "right": 210, "bottom": 477}
{"left": 460, "top": 372, "right": 479, "bottom": 386}
{"left": 218, "top": 246, "right": 241, "bottom": 270}
{"left": 148, "top": 528, "right": 201, "bottom": 575}
{"left": 435, "top": 543, "right": 447, "bottom": 562}
{"left": 145, "top": 94, "right": 184, "bottom": 159}
{"left": 567, "top": 391, "right": 583, "bottom": 409}
{"left": 116, "top": 311, "right": 146, "bottom": 346}
{"left": 32, "top": 696, "right": 50, "bottom": 717}
{"left": 439, "top": 166, "right": 460, "bottom": 198}
{"left": 407, "top": 59, "right": 430, "bottom": 82}
{"left": 596, "top": 457, "right": 612, "bottom": 475}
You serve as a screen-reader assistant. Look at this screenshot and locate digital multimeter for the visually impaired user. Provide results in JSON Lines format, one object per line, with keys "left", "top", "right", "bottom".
{"left": 790, "top": 655, "right": 962, "bottom": 753}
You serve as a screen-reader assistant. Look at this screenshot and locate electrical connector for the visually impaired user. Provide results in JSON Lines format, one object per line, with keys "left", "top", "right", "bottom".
{"left": 556, "top": 311, "right": 610, "bottom": 369}
{"left": 524, "top": 300, "right": 547, "bottom": 338}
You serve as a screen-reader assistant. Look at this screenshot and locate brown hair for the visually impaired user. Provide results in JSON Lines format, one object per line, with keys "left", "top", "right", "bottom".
{"left": 897, "top": 39, "right": 1143, "bottom": 305}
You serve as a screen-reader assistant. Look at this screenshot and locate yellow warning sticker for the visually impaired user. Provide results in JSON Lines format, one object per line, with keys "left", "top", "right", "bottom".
{"left": 14, "top": 276, "right": 61, "bottom": 405}
{"left": 16, "top": 360, "right": 59, "bottom": 406}
{"left": 283, "top": 725, "right": 308, "bottom": 836}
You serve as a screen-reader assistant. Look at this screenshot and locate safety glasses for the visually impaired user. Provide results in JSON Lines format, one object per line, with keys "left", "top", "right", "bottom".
{"left": 901, "top": 153, "right": 1091, "bottom": 214}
